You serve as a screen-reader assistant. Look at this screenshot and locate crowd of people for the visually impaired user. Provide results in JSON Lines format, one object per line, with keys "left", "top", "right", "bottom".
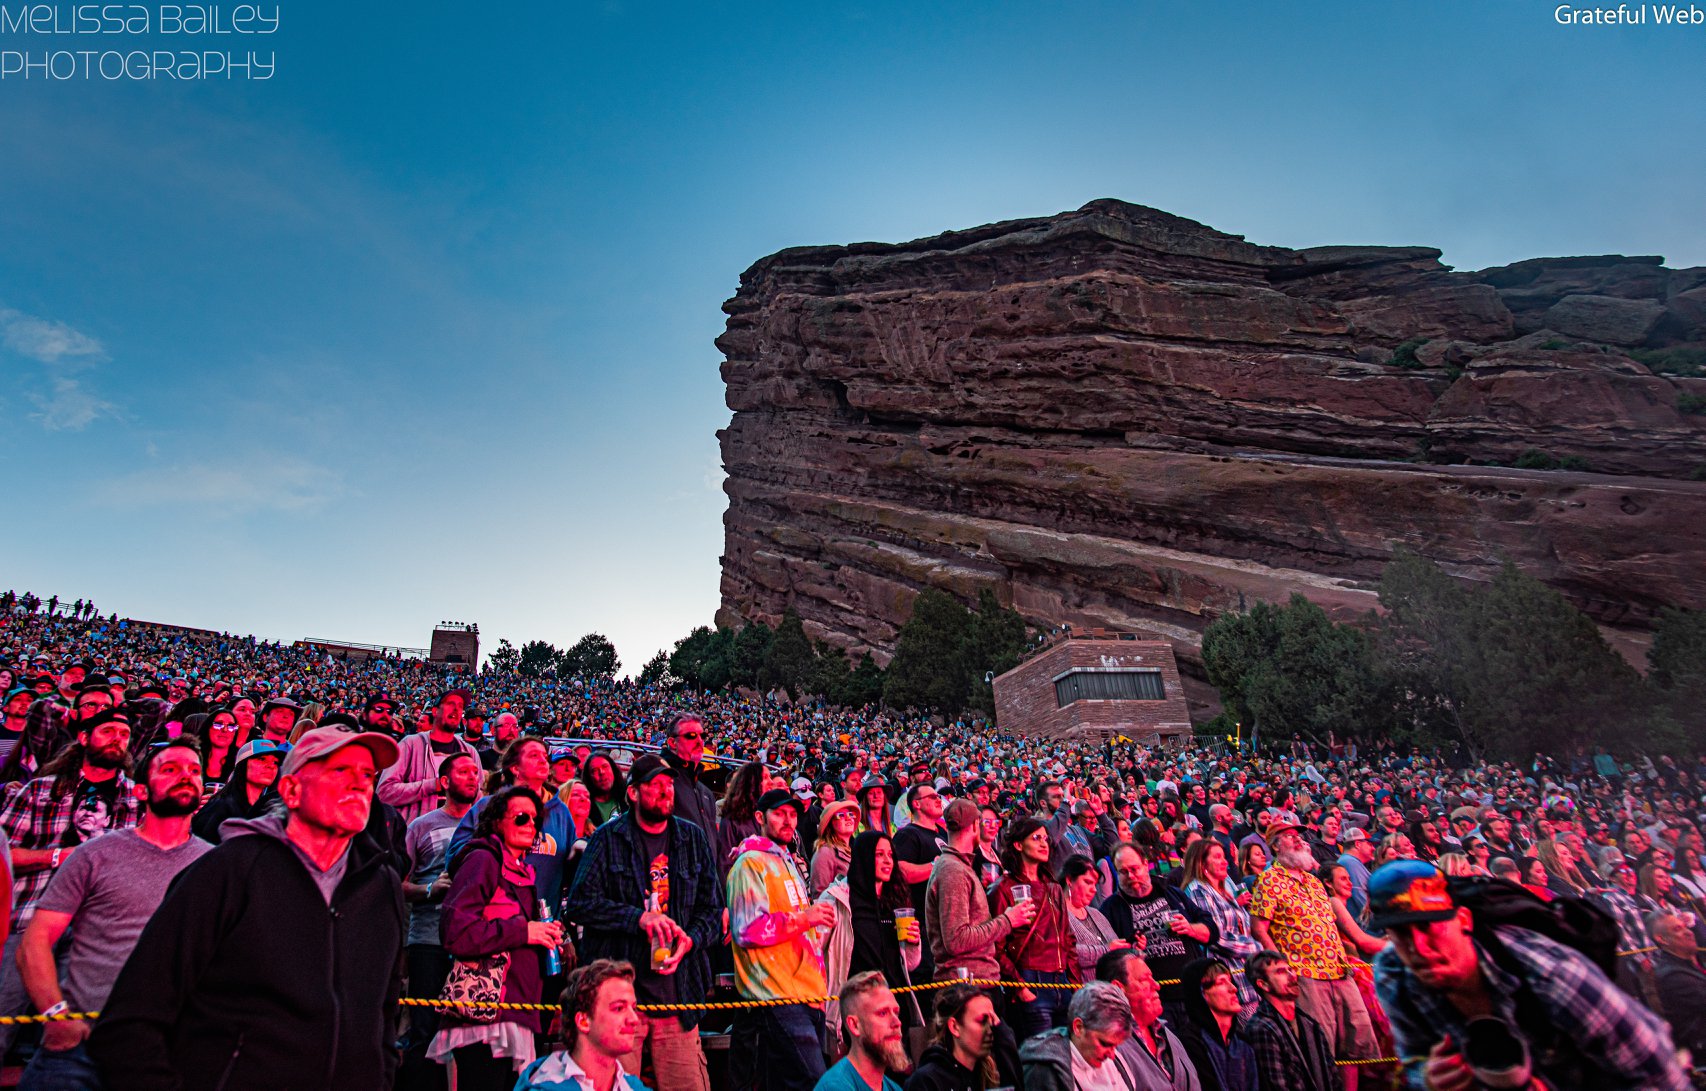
{"left": 1, "top": 591, "right": 1704, "bottom": 1091}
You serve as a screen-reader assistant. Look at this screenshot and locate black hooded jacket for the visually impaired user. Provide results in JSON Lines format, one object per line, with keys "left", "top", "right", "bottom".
{"left": 87, "top": 814, "right": 405, "bottom": 1091}
{"left": 661, "top": 745, "right": 721, "bottom": 863}
{"left": 905, "top": 1042, "right": 990, "bottom": 1091}
{"left": 190, "top": 761, "right": 277, "bottom": 844}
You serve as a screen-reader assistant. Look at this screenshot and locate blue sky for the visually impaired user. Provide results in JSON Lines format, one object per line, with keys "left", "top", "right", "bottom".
{"left": 3, "top": 0, "right": 1703, "bottom": 673}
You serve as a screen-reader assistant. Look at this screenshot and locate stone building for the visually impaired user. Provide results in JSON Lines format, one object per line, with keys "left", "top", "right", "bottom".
{"left": 993, "top": 631, "right": 1192, "bottom": 746}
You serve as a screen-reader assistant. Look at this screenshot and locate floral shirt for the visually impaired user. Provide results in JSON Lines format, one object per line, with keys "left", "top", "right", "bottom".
{"left": 1249, "top": 865, "right": 1346, "bottom": 980}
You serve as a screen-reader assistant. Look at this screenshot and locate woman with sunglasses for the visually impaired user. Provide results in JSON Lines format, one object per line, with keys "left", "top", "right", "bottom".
{"left": 197, "top": 707, "right": 241, "bottom": 795}
{"left": 432, "top": 785, "right": 566, "bottom": 1090}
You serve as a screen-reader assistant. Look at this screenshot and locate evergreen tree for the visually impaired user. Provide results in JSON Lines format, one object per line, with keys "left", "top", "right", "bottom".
{"left": 669, "top": 626, "right": 733, "bottom": 691}
{"left": 1202, "top": 594, "right": 1385, "bottom": 748}
{"left": 883, "top": 589, "right": 976, "bottom": 714}
{"left": 487, "top": 638, "right": 520, "bottom": 674}
{"left": 758, "top": 610, "right": 816, "bottom": 696}
{"left": 1452, "top": 561, "right": 1642, "bottom": 756}
{"left": 967, "top": 589, "right": 1030, "bottom": 714}
{"left": 517, "top": 639, "right": 563, "bottom": 679}
{"left": 728, "top": 622, "right": 773, "bottom": 690}
{"left": 559, "top": 633, "right": 620, "bottom": 680}
{"left": 637, "top": 649, "right": 677, "bottom": 689}
{"left": 842, "top": 652, "right": 886, "bottom": 708}
{"left": 1649, "top": 606, "right": 1706, "bottom": 742}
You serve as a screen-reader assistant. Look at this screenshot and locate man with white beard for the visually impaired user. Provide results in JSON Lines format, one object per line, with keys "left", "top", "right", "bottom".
{"left": 1250, "top": 812, "right": 1377, "bottom": 1091}
{"left": 815, "top": 971, "right": 910, "bottom": 1091}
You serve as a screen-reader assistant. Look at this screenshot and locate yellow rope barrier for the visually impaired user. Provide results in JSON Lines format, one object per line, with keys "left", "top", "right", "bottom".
{"left": 9, "top": 946, "right": 1641, "bottom": 1066}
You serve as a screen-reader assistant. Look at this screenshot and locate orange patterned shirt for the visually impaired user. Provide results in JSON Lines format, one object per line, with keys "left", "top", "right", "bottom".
{"left": 1249, "top": 864, "right": 1347, "bottom": 980}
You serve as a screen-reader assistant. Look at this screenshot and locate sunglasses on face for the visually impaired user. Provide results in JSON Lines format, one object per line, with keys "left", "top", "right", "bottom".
{"left": 508, "top": 811, "right": 538, "bottom": 827}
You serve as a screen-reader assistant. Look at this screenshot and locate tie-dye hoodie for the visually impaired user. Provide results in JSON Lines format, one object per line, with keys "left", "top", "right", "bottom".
{"left": 726, "top": 834, "right": 828, "bottom": 1003}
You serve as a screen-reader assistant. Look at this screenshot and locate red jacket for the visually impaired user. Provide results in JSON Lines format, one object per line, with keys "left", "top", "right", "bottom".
{"left": 991, "top": 875, "right": 1079, "bottom": 984}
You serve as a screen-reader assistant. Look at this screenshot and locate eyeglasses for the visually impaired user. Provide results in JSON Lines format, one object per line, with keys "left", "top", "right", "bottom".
{"left": 509, "top": 811, "right": 537, "bottom": 827}
{"left": 676, "top": 731, "right": 703, "bottom": 741}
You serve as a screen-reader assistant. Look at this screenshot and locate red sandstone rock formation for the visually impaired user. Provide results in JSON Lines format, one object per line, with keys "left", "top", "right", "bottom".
{"left": 716, "top": 201, "right": 1706, "bottom": 715}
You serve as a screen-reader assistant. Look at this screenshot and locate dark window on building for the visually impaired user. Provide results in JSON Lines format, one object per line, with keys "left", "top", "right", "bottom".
{"left": 1054, "top": 669, "right": 1165, "bottom": 706}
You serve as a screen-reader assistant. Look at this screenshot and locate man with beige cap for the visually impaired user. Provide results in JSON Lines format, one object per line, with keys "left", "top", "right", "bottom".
{"left": 88, "top": 725, "right": 404, "bottom": 1091}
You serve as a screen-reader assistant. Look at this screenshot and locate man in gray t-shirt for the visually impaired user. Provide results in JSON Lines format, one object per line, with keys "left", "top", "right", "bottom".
{"left": 16, "top": 740, "right": 209, "bottom": 1084}
{"left": 398, "top": 751, "right": 482, "bottom": 1091}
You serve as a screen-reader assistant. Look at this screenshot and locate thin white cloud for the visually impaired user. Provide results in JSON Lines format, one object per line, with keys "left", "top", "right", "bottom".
{"left": 0, "top": 307, "right": 105, "bottom": 367}
{"left": 92, "top": 456, "right": 345, "bottom": 514}
{"left": 31, "top": 376, "right": 117, "bottom": 431}
{"left": 3, "top": 304, "right": 117, "bottom": 431}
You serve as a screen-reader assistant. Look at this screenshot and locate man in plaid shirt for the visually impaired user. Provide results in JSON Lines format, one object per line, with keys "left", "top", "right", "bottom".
{"left": 1368, "top": 859, "right": 1689, "bottom": 1091}
{"left": 0, "top": 705, "right": 141, "bottom": 1050}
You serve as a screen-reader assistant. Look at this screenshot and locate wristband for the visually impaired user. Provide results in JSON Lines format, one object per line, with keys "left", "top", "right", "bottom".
{"left": 49, "top": 848, "right": 62, "bottom": 869}
{"left": 42, "top": 1001, "right": 69, "bottom": 1018}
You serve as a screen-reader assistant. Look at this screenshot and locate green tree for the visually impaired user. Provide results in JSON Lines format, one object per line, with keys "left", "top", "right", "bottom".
{"left": 841, "top": 652, "right": 886, "bottom": 707}
{"left": 1201, "top": 594, "right": 1387, "bottom": 748}
{"left": 517, "top": 639, "right": 563, "bottom": 679}
{"left": 1453, "top": 561, "right": 1641, "bottom": 756}
{"left": 966, "top": 589, "right": 1030, "bottom": 714}
{"left": 758, "top": 611, "right": 816, "bottom": 697}
{"left": 1377, "top": 553, "right": 1645, "bottom": 758}
{"left": 487, "top": 638, "right": 520, "bottom": 674}
{"left": 1645, "top": 607, "right": 1706, "bottom": 750}
{"left": 727, "top": 622, "right": 773, "bottom": 689}
{"left": 803, "top": 640, "right": 853, "bottom": 702}
{"left": 637, "top": 649, "right": 677, "bottom": 689}
{"left": 559, "top": 633, "right": 620, "bottom": 680}
{"left": 669, "top": 626, "right": 734, "bottom": 691}
{"left": 883, "top": 589, "right": 977, "bottom": 715}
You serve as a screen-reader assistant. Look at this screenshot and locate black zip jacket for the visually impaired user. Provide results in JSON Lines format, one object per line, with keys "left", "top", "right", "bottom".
{"left": 86, "top": 818, "right": 405, "bottom": 1091}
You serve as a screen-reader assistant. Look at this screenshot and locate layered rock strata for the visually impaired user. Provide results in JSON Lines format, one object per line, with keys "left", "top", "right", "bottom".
{"left": 716, "top": 201, "right": 1706, "bottom": 713}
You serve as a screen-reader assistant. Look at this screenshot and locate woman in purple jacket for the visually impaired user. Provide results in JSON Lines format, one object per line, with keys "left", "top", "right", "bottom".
{"left": 430, "top": 786, "right": 566, "bottom": 1090}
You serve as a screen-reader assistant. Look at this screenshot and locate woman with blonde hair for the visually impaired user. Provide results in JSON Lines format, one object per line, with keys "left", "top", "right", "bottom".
{"left": 1436, "top": 852, "right": 1478, "bottom": 878}
{"left": 1536, "top": 838, "right": 1593, "bottom": 896}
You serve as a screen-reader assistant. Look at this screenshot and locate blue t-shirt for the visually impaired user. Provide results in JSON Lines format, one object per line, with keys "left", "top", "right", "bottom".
{"left": 813, "top": 1057, "right": 903, "bottom": 1091}
{"left": 447, "top": 795, "right": 576, "bottom": 910}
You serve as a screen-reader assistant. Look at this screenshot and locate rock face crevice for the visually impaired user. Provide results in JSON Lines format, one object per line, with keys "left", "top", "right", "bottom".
{"left": 716, "top": 200, "right": 1706, "bottom": 714}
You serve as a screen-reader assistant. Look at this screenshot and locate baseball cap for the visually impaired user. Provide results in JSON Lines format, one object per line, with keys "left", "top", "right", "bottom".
{"left": 628, "top": 754, "right": 672, "bottom": 787}
{"left": 1367, "top": 860, "right": 1458, "bottom": 930}
{"left": 235, "top": 739, "right": 290, "bottom": 766}
{"left": 437, "top": 687, "right": 473, "bottom": 707}
{"left": 549, "top": 747, "right": 576, "bottom": 763}
{"left": 944, "top": 798, "right": 980, "bottom": 831}
{"left": 280, "top": 726, "right": 399, "bottom": 778}
{"left": 1338, "top": 827, "right": 1370, "bottom": 845}
{"left": 755, "top": 788, "right": 804, "bottom": 815}
{"left": 1450, "top": 806, "right": 1479, "bottom": 823}
{"left": 791, "top": 776, "right": 813, "bottom": 800}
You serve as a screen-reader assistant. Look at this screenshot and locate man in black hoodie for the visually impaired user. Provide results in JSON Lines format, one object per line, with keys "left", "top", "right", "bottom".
{"left": 659, "top": 712, "right": 720, "bottom": 864}
{"left": 87, "top": 725, "right": 404, "bottom": 1091}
